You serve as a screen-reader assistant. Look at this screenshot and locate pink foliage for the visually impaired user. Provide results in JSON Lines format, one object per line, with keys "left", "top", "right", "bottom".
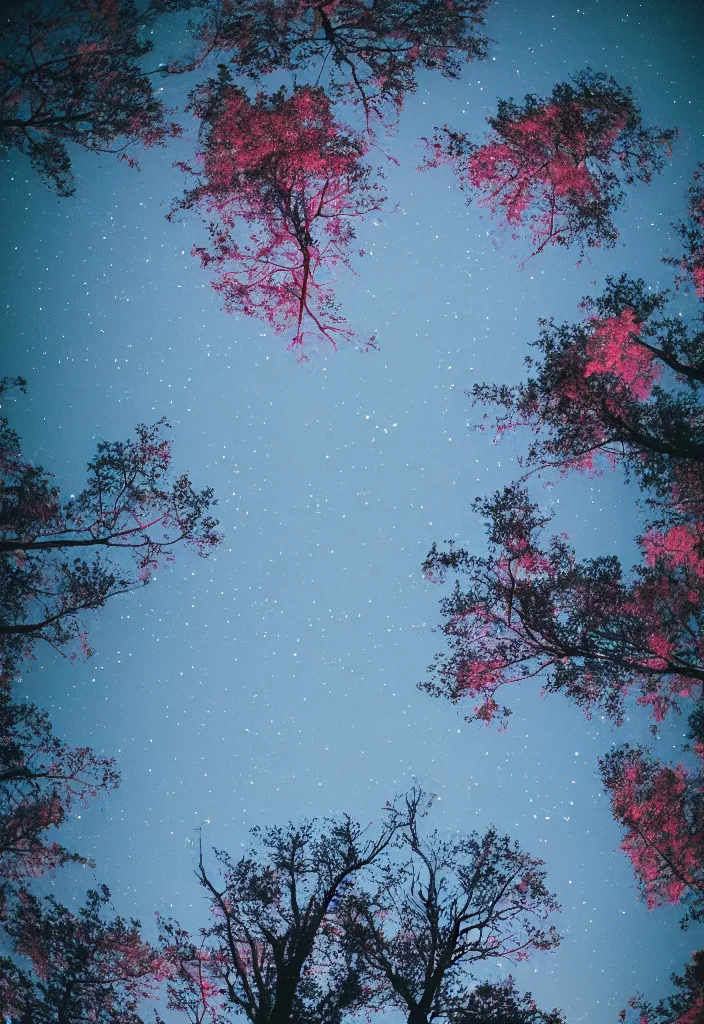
{"left": 424, "top": 71, "right": 675, "bottom": 259}
{"left": 465, "top": 103, "right": 599, "bottom": 252}
{"left": 692, "top": 264, "right": 704, "bottom": 299}
{"left": 6, "top": 885, "right": 167, "bottom": 1017}
{"left": 643, "top": 524, "right": 704, "bottom": 579}
{"left": 585, "top": 308, "right": 660, "bottom": 400}
{"left": 424, "top": 484, "right": 704, "bottom": 729}
{"left": 605, "top": 750, "right": 704, "bottom": 913}
{"left": 177, "top": 84, "right": 386, "bottom": 354}
{"left": 424, "top": 100, "right": 608, "bottom": 257}
{"left": 0, "top": 0, "right": 184, "bottom": 196}
{"left": 672, "top": 999, "right": 704, "bottom": 1024}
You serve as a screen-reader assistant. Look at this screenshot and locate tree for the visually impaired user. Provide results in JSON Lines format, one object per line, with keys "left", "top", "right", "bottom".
{"left": 420, "top": 486, "right": 704, "bottom": 728}
{"left": 0, "top": 410, "right": 220, "bottom": 673}
{"left": 0, "top": 884, "right": 168, "bottom": 1023}
{"left": 158, "top": 788, "right": 429, "bottom": 1024}
{"left": 448, "top": 976, "right": 566, "bottom": 1024}
{"left": 331, "top": 792, "right": 561, "bottom": 1024}
{"left": 469, "top": 275, "right": 704, "bottom": 507}
{"left": 622, "top": 950, "right": 704, "bottom": 1024}
{"left": 0, "top": 688, "right": 119, "bottom": 882}
{"left": 664, "top": 163, "right": 704, "bottom": 301}
{"left": 198, "top": 0, "right": 492, "bottom": 130}
{"left": 467, "top": 276, "right": 704, "bottom": 659}
{"left": 600, "top": 744, "right": 704, "bottom": 928}
{"left": 171, "top": 75, "right": 386, "bottom": 354}
{"left": 422, "top": 69, "right": 676, "bottom": 259}
{"left": 0, "top": 0, "right": 201, "bottom": 197}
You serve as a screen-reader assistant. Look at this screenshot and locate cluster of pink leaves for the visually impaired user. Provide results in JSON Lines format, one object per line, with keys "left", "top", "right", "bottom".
{"left": 620, "top": 569, "right": 703, "bottom": 721}
{"left": 465, "top": 104, "right": 598, "bottom": 251}
{"left": 585, "top": 307, "right": 660, "bottom": 401}
{"left": 670, "top": 1004, "right": 704, "bottom": 1024}
{"left": 471, "top": 330, "right": 651, "bottom": 484}
{"left": 642, "top": 524, "right": 704, "bottom": 580}
{"left": 426, "top": 506, "right": 704, "bottom": 729}
{"left": 474, "top": 280, "right": 704, "bottom": 494}
{"left": 623, "top": 1002, "right": 704, "bottom": 1024}
{"left": 605, "top": 747, "right": 704, "bottom": 912}
{"left": 693, "top": 265, "right": 704, "bottom": 299}
{"left": 423, "top": 100, "right": 627, "bottom": 258}
{"left": 424, "top": 72, "right": 675, "bottom": 261}
{"left": 180, "top": 84, "right": 386, "bottom": 354}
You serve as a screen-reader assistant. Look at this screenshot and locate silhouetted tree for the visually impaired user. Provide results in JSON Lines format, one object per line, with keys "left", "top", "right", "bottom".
{"left": 0, "top": 884, "right": 167, "bottom": 1023}
{"left": 421, "top": 486, "right": 704, "bottom": 728}
{"left": 423, "top": 69, "right": 675, "bottom": 259}
{"left": 600, "top": 744, "right": 704, "bottom": 928}
{"left": 331, "top": 790, "right": 561, "bottom": 1024}
{"left": 448, "top": 976, "right": 566, "bottom": 1024}
{"left": 469, "top": 275, "right": 704, "bottom": 496}
{"left": 0, "top": 689, "right": 119, "bottom": 882}
{"left": 621, "top": 950, "right": 704, "bottom": 1024}
{"left": 461, "top": 270, "right": 704, "bottom": 731}
{"left": 198, "top": 0, "right": 492, "bottom": 129}
{"left": 0, "top": 408, "right": 220, "bottom": 673}
{"left": 664, "top": 163, "right": 704, "bottom": 301}
{"left": 0, "top": 0, "right": 203, "bottom": 196}
{"left": 159, "top": 788, "right": 430, "bottom": 1024}
{"left": 171, "top": 74, "right": 386, "bottom": 354}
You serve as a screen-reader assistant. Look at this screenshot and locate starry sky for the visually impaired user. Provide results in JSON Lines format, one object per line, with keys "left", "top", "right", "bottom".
{"left": 2, "top": 1, "right": 704, "bottom": 1021}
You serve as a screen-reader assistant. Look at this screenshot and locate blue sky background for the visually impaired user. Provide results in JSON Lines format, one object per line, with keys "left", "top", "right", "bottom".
{"left": 2, "top": 0, "right": 704, "bottom": 1020}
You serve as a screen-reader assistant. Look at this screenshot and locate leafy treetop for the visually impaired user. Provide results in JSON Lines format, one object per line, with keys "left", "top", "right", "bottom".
{"left": 334, "top": 801, "right": 561, "bottom": 1024}
{"left": 621, "top": 949, "right": 704, "bottom": 1024}
{"left": 448, "top": 976, "right": 566, "bottom": 1024}
{"left": 600, "top": 743, "right": 704, "bottom": 929}
{"left": 199, "top": 0, "right": 492, "bottom": 130}
{"left": 159, "top": 788, "right": 430, "bottom": 1024}
{"left": 0, "top": 884, "right": 169, "bottom": 1024}
{"left": 0, "top": 0, "right": 199, "bottom": 196}
{"left": 423, "top": 69, "right": 676, "bottom": 259}
{"left": 172, "top": 75, "right": 386, "bottom": 354}
{"left": 421, "top": 485, "right": 704, "bottom": 729}
{"left": 469, "top": 275, "right": 704, "bottom": 513}
{"left": 0, "top": 410, "right": 220, "bottom": 673}
{"left": 0, "top": 689, "right": 119, "bottom": 883}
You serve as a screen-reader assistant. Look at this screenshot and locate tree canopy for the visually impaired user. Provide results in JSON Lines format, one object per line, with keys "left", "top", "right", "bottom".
{"left": 423, "top": 69, "right": 676, "bottom": 258}
{"left": 171, "top": 74, "right": 386, "bottom": 354}
{"left": 160, "top": 788, "right": 562, "bottom": 1024}
{"left": 0, "top": 406, "right": 220, "bottom": 673}
{"left": 0, "top": 689, "right": 119, "bottom": 883}
{"left": 600, "top": 742, "right": 704, "bottom": 929}
{"left": 0, "top": 884, "right": 167, "bottom": 1024}
{"left": 421, "top": 485, "right": 704, "bottom": 728}
{"left": 199, "top": 0, "right": 493, "bottom": 129}
{"left": 0, "top": 0, "right": 201, "bottom": 196}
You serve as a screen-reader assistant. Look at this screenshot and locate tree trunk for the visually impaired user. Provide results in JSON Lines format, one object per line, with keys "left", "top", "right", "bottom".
{"left": 407, "top": 1009, "right": 429, "bottom": 1024}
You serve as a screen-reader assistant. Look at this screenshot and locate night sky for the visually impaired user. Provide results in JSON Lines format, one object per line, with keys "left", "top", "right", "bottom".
{"left": 2, "top": 1, "right": 704, "bottom": 1021}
